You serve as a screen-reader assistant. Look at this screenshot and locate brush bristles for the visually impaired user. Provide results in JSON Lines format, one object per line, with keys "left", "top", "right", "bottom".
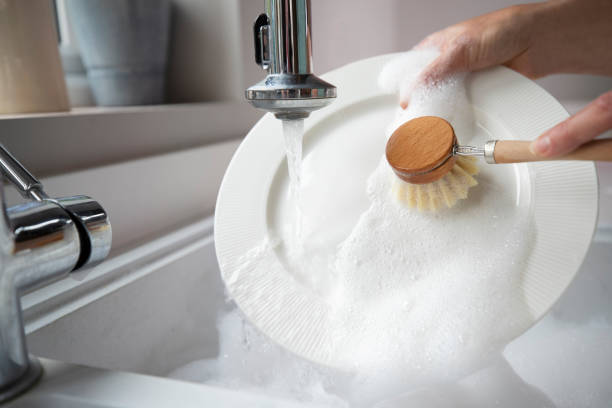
{"left": 392, "top": 156, "right": 479, "bottom": 211}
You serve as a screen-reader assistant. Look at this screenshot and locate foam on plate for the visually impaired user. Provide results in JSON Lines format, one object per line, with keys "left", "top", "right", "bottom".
{"left": 213, "top": 50, "right": 537, "bottom": 401}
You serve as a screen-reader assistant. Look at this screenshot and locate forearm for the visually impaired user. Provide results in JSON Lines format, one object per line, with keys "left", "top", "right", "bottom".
{"left": 533, "top": 0, "right": 612, "bottom": 76}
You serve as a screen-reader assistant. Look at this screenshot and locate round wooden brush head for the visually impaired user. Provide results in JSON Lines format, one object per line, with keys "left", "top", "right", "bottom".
{"left": 386, "top": 116, "right": 456, "bottom": 184}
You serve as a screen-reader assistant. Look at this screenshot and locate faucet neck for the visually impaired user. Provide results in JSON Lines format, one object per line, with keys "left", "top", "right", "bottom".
{"left": 247, "top": 0, "right": 336, "bottom": 119}
{"left": 265, "top": 0, "right": 312, "bottom": 75}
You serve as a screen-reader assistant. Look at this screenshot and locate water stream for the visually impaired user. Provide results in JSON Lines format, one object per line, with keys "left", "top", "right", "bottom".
{"left": 282, "top": 119, "right": 305, "bottom": 244}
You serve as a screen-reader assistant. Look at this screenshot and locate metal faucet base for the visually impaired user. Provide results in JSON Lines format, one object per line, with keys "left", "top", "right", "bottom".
{"left": 247, "top": 96, "right": 336, "bottom": 120}
{"left": 0, "top": 356, "right": 42, "bottom": 403}
{"left": 246, "top": 73, "right": 336, "bottom": 120}
{"left": 0, "top": 143, "right": 112, "bottom": 399}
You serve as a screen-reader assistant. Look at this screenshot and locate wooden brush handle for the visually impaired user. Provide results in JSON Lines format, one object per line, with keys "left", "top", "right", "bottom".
{"left": 493, "top": 139, "right": 612, "bottom": 163}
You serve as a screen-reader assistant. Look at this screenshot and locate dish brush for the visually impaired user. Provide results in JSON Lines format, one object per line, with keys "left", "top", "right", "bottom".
{"left": 391, "top": 156, "right": 479, "bottom": 211}
{"left": 386, "top": 116, "right": 612, "bottom": 211}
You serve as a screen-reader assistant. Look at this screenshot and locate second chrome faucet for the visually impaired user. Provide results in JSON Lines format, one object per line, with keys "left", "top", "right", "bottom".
{"left": 0, "top": 144, "right": 112, "bottom": 403}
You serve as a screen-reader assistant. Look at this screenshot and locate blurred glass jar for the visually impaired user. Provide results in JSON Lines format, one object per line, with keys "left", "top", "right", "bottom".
{"left": 0, "top": 0, "right": 70, "bottom": 114}
{"left": 56, "top": 0, "right": 96, "bottom": 107}
{"left": 66, "top": 0, "right": 171, "bottom": 106}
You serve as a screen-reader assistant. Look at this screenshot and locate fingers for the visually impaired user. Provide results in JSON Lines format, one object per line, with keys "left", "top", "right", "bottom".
{"left": 420, "top": 48, "right": 468, "bottom": 85}
{"left": 530, "top": 90, "right": 612, "bottom": 157}
{"left": 399, "top": 49, "right": 468, "bottom": 109}
{"left": 414, "top": 33, "right": 442, "bottom": 50}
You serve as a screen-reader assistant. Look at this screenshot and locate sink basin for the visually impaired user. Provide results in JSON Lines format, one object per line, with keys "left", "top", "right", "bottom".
{"left": 6, "top": 359, "right": 318, "bottom": 408}
{"left": 9, "top": 396, "right": 110, "bottom": 408}
{"left": 8, "top": 218, "right": 324, "bottom": 407}
{"left": 7, "top": 159, "right": 612, "bottom": 407}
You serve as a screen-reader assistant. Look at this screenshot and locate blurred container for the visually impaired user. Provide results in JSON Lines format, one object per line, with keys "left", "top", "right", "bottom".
{"left": 59, "top": 44, "right": 96, "bottom": 108}
{"left": 66, "top": 0, "right": 171, "bottom": 106}
{"left": 56, "top": 0, "right": 95, "bottom": 107}
{"left": 0, "top": 0, "right": 70, "bottom": 114}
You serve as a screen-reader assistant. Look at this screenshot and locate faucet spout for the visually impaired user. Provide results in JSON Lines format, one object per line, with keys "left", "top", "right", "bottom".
{"left": 246, "top": 0, "right": 336, "bottom": 120}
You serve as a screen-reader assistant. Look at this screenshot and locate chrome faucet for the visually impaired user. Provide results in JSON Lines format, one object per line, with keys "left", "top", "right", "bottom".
{"left": 0, "top": 145, "right": 111, "bottom": 402}
{"left": 246, "top": 0, "right": 336, "bottom": 120}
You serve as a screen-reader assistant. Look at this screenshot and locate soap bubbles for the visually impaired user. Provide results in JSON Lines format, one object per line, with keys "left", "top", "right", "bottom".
{"left": 178, "top": 50, "right": 612, "bottom": 407}
{"left": 215, "top": 49, "right": 534, "bottom": 399}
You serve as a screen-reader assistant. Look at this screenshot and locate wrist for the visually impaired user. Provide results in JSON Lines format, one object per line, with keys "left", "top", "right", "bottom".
{"left": 520, "top": 1, "right": 563, "bottom": 76}
{"left": 530, "top": 0, "right": 612, "bottom": 75}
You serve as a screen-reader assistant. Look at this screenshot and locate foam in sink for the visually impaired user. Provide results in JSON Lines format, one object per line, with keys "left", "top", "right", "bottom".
{"left": 171, "top": 240, "right": 612, "bottom": 407}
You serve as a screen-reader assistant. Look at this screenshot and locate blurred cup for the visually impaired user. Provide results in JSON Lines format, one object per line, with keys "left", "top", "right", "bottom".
{"left": 0, "top": 0, "right": 70, "bottom": 114}
{"left": 66, "top": 0, "right": 171, "bottom": 106}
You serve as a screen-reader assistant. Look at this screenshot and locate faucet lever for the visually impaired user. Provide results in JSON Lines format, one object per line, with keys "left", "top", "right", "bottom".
{"left": 0, "top": 144, "right": 111, "bottom": 270}
{"left": 52, "top": 195, "right": 111, "bottom": 270}
{"left": 253, "top": 13, "right": 270, "bottom": 70}
{"left": 0, "top": 144, "right": 45, "bottom": 201}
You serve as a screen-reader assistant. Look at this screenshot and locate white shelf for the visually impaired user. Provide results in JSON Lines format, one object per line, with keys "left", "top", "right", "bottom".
{"left": 0, "top": 101, "right": 254, "bottom": 119}
{"left": 0, "top": 101, "right": 262, "bottom": 177}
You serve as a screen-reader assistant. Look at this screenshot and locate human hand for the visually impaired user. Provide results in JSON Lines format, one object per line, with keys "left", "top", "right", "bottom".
{"left": 403, "top": 3, "right": 545, "bottom": 108}
{"left": 406, "top": 0, "right": 612, "bottom": 108}
{"left": 530, "top": 90, "right": 612, "bottom": 157}
{"left": 409, "top": 0, "right": 612, "bottom": 156}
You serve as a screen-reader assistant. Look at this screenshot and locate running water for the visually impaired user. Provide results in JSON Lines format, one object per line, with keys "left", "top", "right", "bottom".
{"left": 282, "top": 119, "right": 305, "bottom": 243}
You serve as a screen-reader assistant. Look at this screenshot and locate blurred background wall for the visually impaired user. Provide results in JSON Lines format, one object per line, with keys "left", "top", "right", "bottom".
{"left": 234, "top": 0, "right": 612, "bottom": 105}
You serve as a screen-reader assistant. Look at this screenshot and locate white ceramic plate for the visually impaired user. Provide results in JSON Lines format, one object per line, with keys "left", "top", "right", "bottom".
{"left": 214, "top": 54, "right": 598, "bottom": 369}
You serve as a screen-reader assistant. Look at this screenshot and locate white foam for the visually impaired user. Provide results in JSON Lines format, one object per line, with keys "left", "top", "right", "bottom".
{"left": 209, "top": 50, "right": 539, "bottom": 403}
{"left": 178, "top": 241, "right": 612, "bottom": 406}
{"left": 169, "top": 309, "right": 350, "bottom": 407}
{"left": 324, "top": 159, "right": 533, "bottom": 380}
{"left": 378, "top": 49, "right": 437, "bottom": 97}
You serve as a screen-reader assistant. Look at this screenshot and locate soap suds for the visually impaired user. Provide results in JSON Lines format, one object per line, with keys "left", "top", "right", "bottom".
{"left": 256, "top": 50, "right": 532, "bottom": 378}
{"left": 228, "top": 48, "right": 533, "bottom": 380}
{"left": 172, "top": 243, "right": 612, "bottom": 406}
{"left": 201, "top": 50, "right": 552, "bottom": 405}
{"left": 324, "top": 155, "right": 532, "bottom": 381}
{"left": 169, "top": 308, "right": 349, "bottom": 407}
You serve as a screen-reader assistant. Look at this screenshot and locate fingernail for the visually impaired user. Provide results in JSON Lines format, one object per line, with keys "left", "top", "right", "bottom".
{"left": 530, "top": 136, "right": 551, "bottom": 156}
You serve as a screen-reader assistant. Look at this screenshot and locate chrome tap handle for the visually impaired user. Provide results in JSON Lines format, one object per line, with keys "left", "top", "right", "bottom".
{"left": 52, "top": 196, "right": 112, "bottom": 270}
{"left": 0, "top": 144, "right": 111, "bottom": 270}
{"left": 253, "top": 13, "right": 270, "bottom": 70}
{"left": 0, "top": 144, "right": 46, "bottom": 200}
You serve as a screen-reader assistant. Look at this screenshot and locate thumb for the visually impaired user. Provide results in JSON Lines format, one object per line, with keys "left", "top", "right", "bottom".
{"left": 530, "top": 91, "right": 612, "bottom": 157}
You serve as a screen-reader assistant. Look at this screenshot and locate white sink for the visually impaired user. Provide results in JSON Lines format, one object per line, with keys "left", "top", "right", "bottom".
{"left": 7, "top": 218, "right": 322, "bottom": 407}
{"left": 6, "top": 359, "right": 317, "bottom": 408}
{"left": 5, "top": 159, "right": 611, "bottom": 407}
